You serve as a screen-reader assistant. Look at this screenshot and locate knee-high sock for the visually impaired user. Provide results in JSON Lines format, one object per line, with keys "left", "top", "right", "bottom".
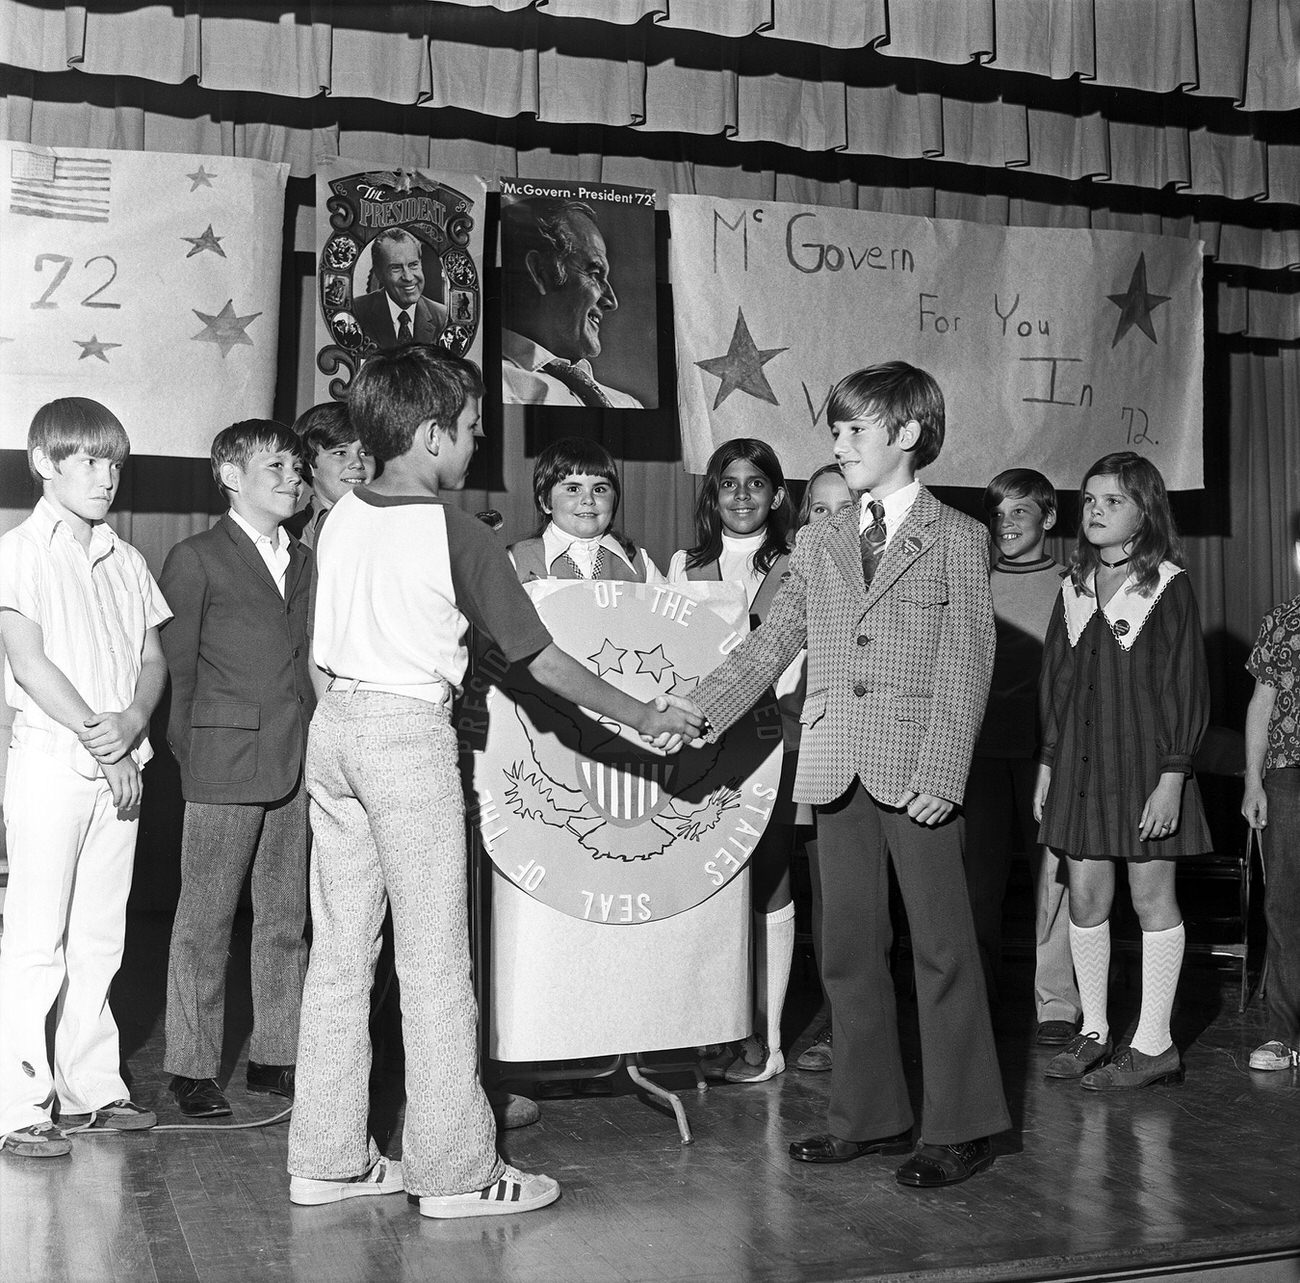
{"left": 756, "top": 903, "right": 796, "bottom": 1055}
{"left": 1130, "top": 922, "right": 1185, "bottom": 1056}
{"left": 1069, "top": 919, "right": 1111, "bottom": 1044}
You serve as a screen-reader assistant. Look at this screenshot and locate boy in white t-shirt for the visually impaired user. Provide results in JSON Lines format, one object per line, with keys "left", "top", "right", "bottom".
{"left": 0, "top": 398, "right": 169, "bottom": 1156}
{"left": 287, "top": 348, "right": 699, "bottom": 1217}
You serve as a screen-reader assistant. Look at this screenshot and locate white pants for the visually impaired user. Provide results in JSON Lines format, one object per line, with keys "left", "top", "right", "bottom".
{"left": 0, "top": 748, "right": 139, "bottom": 1132}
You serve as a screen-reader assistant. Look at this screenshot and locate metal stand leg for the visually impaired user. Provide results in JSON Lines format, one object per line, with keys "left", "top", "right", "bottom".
{"left": 626, "top": 1057, "right": 693, "bottom": 1145}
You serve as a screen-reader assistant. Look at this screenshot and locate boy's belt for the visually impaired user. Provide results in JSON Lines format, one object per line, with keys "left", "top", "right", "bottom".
{"left": 326, "top": 675, "right": 451, "bottom": 706}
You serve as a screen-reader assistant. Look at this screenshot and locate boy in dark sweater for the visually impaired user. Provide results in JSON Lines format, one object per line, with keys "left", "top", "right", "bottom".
{"left": 963, "top": 468, "right": 1080, "bottom": 1045}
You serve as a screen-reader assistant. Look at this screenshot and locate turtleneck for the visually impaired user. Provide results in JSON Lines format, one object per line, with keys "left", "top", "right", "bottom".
{"left": 720, "top": 528, "right": 768, "bottom": 607}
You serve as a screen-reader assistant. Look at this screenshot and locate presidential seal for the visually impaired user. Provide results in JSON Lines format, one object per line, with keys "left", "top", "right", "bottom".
{"left": 459, "top": 579, "right": 783, "bottom": 924}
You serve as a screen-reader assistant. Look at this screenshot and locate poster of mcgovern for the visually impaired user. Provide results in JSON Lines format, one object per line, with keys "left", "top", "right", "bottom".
{"left": 459, "top": 579, "right": 782, "bottom": 1061}
{"left": 499, "top": 177, "right": 659, "bottom": 410}
{"left": 669, "top": 195, "right": 1204, "bottom": 488}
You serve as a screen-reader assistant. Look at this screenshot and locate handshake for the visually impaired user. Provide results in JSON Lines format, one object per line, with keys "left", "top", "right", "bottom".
{"left": 639, "top": 692, "right": 708, "bottom": 755}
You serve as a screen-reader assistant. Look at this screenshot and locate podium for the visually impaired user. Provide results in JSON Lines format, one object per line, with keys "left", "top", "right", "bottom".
{"left": 459, "top": 579, "right": 783, "bottom": 1139}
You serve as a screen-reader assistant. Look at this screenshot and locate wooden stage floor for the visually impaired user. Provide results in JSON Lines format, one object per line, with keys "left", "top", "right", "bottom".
{"left": 2, "top": 909, "right": 1298, "bottom": 1283}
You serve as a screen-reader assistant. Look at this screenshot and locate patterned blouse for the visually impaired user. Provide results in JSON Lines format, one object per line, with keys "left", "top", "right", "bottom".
{"left": 1247, "top": 594, "right": 1300, "bottom": 773}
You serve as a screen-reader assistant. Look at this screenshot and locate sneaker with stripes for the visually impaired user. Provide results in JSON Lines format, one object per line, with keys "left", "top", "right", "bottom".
{"left": 289, "top": 1156, "right": 405, "bottom": 1205}
{"left": 417, "top": 1164, "right": 560, "bottom": 1219}
{"left": 1249, "top": 1040, "right": 1300, "bottom": 1071}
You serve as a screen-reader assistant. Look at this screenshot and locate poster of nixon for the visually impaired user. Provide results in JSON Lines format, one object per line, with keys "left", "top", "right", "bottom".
{"left": 499, "top": 177, "right": 659, "bottom": 410}
{"left": 313, "top": 160, "right": 487, "bottom": 401}
{"left": 670, "top": 195, "right": 1204, "bottom": 488}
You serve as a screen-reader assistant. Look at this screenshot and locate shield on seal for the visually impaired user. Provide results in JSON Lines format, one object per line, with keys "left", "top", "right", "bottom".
{"left": 578, "top": 754, "right": 676, "bottom": 826}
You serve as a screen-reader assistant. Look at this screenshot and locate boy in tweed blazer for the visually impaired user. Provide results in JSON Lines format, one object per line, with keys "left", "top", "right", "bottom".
{"left": 686, "top": 362, "right": 1010, "bottom": 1188}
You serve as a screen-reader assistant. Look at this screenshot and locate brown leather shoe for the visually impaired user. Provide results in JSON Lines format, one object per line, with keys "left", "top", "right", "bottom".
{"left": 788, "top": 1130, "right": 911, "bottom": 1164}
{"left": 246, "top": 1062, "right": 295, "bottom": 1099}
{"left": 895, "top": 1137, "right": 994, "bottom": 1187}
{"left": 1081, "top": 1043, "right": 1183, "bottom": 1091}
{"left": 1044, "top": 1032, "right": 1111, "bottom": 1079}
{"left": 170, "top": 1076, "right": 231, "bottom": 1118}
{"left": 1035, "top": 1019, "right": 1081, "bottom": 1047}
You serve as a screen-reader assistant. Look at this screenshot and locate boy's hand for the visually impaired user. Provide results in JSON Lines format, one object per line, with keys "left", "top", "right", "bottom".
{"left": 898, "top": 791, "right": 954, "bottom": 826}
{"left": 648, "top": 694, "right": 707, "bottom": 749}
{"left": 1032, "top": 763, "right": 1052, "bottom": 823}
{"left": 1242, "top": 780, "right": 1268, "bottom": 830}
{"left": 100, "top": 756, "right": 143, "bottom": 815}
{"left": 639, "top": 694, "right": 705, "bottom": 754}
{"left": 80, "top": 708, "right": 146, "bottom": 763}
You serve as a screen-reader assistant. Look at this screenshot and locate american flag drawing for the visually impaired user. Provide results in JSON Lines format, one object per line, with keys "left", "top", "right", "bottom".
{"left": 10, "top": 150, "right": 111, "bottom": 222}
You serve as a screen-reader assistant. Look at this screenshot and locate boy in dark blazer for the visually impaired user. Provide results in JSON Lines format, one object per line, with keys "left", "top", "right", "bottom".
{"left": 683, "top": 362, "right": 1010, "bottom": 1187}
{"left": 159, "top": 420, "right": 316, "bottom": 1117}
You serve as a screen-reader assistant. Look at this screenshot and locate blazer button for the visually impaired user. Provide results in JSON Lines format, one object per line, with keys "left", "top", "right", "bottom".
{"left": 293, "top": 647, "right": 301, "bottom": 659}
{"left": 298, "top": 695, "right": 305, "bottom": 704}
{"left": 853, "top": 682, "right": 867, "bottom": 697}
{"left": 856, "top": 635, "right": 868, "bottom": 646}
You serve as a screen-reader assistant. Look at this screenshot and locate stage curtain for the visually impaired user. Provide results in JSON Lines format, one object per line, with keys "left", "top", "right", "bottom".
{"left": 1, "top": 4, "right": 1298, "bottom": 200}
{"left": 1, "top": 66, "right": 1297, "bottom": 339}
{"left": 5, "top": 1, "right": 1298, "bottom": 110}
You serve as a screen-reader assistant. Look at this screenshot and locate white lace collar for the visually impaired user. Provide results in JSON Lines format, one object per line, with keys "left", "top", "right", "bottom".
{"left": 1063, "top": 561, "right": 1181, "bottom": 652}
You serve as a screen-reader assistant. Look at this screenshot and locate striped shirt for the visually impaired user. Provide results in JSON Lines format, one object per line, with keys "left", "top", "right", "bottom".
{"left": 0, "top": 497, "right": 170, "bottom": 778}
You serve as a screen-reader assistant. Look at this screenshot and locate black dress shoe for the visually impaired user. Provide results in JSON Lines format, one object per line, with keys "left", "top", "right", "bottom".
{"left": 895, "top": 1137, "right": 994, "bottom": 1187}
{"left": 789, "top": 1130, "right": 912, "bottom": 1164}
{"left": 246, "top": 1062, "right": 295, "bottom": 1099}
{"left": 1036, "top": 1019, "right": 1081, "bottom": 1047}
{"left": 170, "top": 1076, "right": 232, "bottom": 1119}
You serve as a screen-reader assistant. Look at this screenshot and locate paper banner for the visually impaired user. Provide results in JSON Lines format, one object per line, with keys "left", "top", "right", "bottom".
{"left": 669, "top": 196, "right": 1205, "bottom": 490}
{"left": 313, "top": 160, "right": 487, "bottom": 403}
{"left": 0, "top": 144, "right": 287, "bottom": 458}
{"left": 499, "top": 177, "right": 659, "bottom": 410}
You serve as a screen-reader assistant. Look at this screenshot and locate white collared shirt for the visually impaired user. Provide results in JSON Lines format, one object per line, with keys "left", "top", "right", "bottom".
{"left": 500, "top": 328, "right": 644, "bottom": 409}
{"left": 540, "top": 522, "right": 658, "bottom": 580}
{"left": 0, "top": 497, "right": 171, "bottom": 778}
{"left": 228, "top": 508, "right": 289, "bottom": 595}
{"left": 859, "top": 480, "right": 920, "bottom": 551}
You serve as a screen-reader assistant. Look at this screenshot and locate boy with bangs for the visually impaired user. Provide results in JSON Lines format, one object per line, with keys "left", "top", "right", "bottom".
{"left": 0, "top": 398, "right": 170, "bottom": 1157}
{"left": 680, "top": 361, "right": 1009, "bottom": 1187}
{"left": 286, "top": 401, "right": 376, "bottom": 551}
{"left": 159, "top": 420, "right": 315, "bottom": 1119}
{"left": 964, "top": 469, "right": 1080, "bottom": 1045}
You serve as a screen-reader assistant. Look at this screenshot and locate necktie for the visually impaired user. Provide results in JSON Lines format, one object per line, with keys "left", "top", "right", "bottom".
{"left": 542, "top": 359, "right": 614, "bottom": 409}
{"left": 860, "top": 499, "right": 887, "bottom": 587}
{"left": 397, "top": 310, "right": 412, "bottom": 344}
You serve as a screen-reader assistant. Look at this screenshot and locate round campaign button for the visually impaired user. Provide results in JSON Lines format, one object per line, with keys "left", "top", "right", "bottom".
{"left": 1112, "top": 618, "right": 1130, "bottom": 637}
{"left": 459, "top": 580, "right": 784, "bottom": 924}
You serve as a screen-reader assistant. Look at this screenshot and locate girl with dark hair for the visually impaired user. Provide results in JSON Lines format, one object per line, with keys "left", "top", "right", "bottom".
{"left": 669, "top": 438, "right": 799, "bottom": 1083}
{"left": 1034, "top": 452, "right": 1212, "bottom": 1090}
{"left": 509, "top": 437, "right": 658, "bottom": 583}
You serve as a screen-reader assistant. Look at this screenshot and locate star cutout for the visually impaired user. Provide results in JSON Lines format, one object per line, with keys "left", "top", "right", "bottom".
{"left": 75, "top": 335, "right": 122, "bottom": 363}
{"left": 588, "top": 638, "right": 627, "bottom": 678}
{"left": 667, "top": 672, "right": 700, "bottom": 696}
{"left": 186, "top": 165, "right": 216, "bottom": 191}
{"left": 192, "top": 300, "right": 263, "bottom": 358}
{"left": 182, "top": 224, "right": 226, "bottom": 258}
{"left": 1107, "top": 253, "right": 1170, "bottom": 348}
{"left": 695, "top": 309, "right": 787, "bottom": 410}
{"left": 635, "top": 644, "right": 673, "bottom": 682}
